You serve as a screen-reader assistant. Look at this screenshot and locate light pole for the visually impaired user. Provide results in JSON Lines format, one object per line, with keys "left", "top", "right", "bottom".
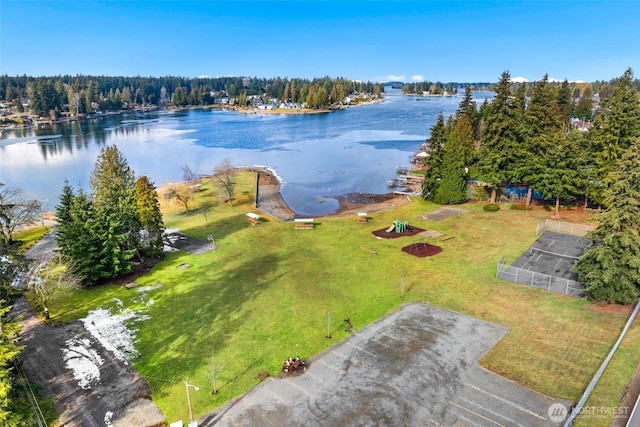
{"left": 185, "top": 381, "right": 199, "bottom": 423}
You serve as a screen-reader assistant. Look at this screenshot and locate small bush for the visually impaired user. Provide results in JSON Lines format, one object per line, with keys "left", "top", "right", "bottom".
{"left": 509, "top": 203, "right": 531, "bottom": 211}
{"left": 483, "top": 203, "right": 500, "bottom": 212}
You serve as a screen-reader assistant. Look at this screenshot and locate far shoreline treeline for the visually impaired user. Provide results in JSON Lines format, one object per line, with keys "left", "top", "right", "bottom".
{"left": 0, "top": 75, "right": 385, "bottom": 120}
{"left": 1, "top": 72, "right": 638, "bottom": 125}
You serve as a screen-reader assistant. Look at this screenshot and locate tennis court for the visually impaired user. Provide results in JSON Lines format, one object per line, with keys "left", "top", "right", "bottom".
{"left": 498, "top": 231, "right": 592, "bottom": 298}
{"left": 513, "top": 231, "right": 591, "bottom": 279}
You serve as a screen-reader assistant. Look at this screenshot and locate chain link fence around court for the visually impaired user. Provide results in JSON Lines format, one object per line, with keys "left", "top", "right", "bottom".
{"left": 536, "top": 218, "right": 595, "bottom": 237}
{"left": 496, "top": 257, "right": 586, "bottom": 298}
{"left": 496, "top": 219, "right": 593, "bottom": 299}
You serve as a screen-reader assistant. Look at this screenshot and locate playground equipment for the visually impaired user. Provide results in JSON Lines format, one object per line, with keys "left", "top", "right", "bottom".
{"left": 386, "top": 220, "right": 408, "bottom": 233}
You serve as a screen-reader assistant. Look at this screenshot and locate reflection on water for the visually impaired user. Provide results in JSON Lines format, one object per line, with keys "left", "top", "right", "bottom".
{"left": 0, "top": 90, "right": 493, "bottom": 215}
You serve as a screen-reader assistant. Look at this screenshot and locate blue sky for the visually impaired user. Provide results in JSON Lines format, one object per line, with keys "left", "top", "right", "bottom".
{"left": 1, "top": 1, "right": 638, "bottom": 83}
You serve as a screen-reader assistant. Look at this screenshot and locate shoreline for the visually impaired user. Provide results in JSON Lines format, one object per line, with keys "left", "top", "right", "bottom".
{"left": 158, "top": 166, "right": 412, "bottom": 221}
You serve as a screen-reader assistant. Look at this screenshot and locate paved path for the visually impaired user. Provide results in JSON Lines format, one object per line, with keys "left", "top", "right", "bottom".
{"left": 24, "top": 224, "right": 57, "bottom": 260}
{"left": 199, "top": 303, "right": 570, "bottom": 426}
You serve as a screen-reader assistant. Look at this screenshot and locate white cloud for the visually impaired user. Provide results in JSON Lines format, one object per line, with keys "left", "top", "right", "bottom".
{"left": 387, "top": 74, "right": 406, "bottom": 82}
{"left": 411, "top": 74, "right": 424, "bottom": 82}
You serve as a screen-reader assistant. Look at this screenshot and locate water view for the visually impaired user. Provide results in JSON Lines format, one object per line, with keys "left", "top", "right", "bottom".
{"left": 0, "top": 89, "right": 492, "bottom": 216}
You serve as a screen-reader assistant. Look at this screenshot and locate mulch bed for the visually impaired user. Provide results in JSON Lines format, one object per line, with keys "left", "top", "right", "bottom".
{"left": 401, "top": 243, "right": 443, "bottom": 258}
{"left": 372, "top": 226, "right": 425, "bottom": 239}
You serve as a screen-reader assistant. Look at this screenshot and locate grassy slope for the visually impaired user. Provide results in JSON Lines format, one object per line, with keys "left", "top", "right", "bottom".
{"left": 47, "top": 172, "right": 640, "bottom": 424}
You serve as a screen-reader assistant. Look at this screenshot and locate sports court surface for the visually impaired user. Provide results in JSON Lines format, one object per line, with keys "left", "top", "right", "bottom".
{"left": 201, "top": 303, "right": 570, "bottom": 426}
{"left": 511, "top": 231, "right": 592, "bottom": 280}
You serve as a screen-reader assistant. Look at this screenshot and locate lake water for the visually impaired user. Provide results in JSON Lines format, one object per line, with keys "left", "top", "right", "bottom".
{"left": 0, "top": 89, "right": 492, "bottom": 216}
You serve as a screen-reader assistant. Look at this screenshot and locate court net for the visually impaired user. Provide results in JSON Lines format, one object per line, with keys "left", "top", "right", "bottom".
{"left": 529, "top": 246, "right": 581, "bottom": 260}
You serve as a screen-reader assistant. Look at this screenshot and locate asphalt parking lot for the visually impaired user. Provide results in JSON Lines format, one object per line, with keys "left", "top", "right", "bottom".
{"left": 202, "top": 303, "right": 571, "bottom": 426}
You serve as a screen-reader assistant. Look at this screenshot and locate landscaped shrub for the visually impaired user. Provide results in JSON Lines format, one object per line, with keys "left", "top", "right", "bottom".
{"left": 509, "top": 203, "right": 531, "bottom": 211}
{"left": 483, "top": 203, "right": 500, "bottom": 212}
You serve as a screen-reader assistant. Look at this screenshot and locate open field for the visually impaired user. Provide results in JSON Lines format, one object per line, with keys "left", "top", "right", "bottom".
{"left": 47, "top": 171, "right": 640, "bottom": 425}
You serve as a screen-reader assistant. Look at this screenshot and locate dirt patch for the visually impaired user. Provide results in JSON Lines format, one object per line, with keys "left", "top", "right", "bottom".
{"left": 587, "top": 302, "right": 635, "bottom": 315}
{"left": 332, "top": 192, "right": 411, "bottom": 217}
{"left": 418, "top": 230, "right": 444, "bottom": 239}
{"left": 419, "top": 207, "right": 465, "bottom": 222}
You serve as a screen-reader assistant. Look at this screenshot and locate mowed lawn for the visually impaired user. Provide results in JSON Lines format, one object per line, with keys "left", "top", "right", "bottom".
{"left": 48, "top": 171, "right": 640, "bottom": 425}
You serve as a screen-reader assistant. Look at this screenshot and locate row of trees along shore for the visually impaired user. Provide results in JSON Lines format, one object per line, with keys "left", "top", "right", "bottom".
{"left": 422, "top": 68, "right": 640, "bottom": 303}
{"left": 0, "top": 75, "right": 383, "bottom": 118}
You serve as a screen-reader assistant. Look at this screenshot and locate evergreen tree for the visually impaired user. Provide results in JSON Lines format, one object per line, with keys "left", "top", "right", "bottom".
{"left": 557, "top": 79, "right": 572, "bottom": 132}
{"left": 590, "top": 68, "right": 640, "bottom": 206}
{"left": 519, "top": 75, "right": 561, "bottom": 206}
{"left": 54, "top": 180, "right": 75, "bottom": 254}
{"left": 576, "top": 139, "right": 640, "bottom": 303}
{"left": 574, "top": 86, "right": 593, "bottom": 121}
{"left": 0, "top": 300, "right": 21, "bottom": 426}
{"left": 68, "top": 188, "right": 101, "bottom": 283}
{"left": 450, "top": 113, "right": 475, "bottom": 166}
{"left": 89, "top": 146, "right": 138, "bottom": 281}
{"left": 134, "top": 176, "right": 165, "bottom": 254}
{"left": 456, "top": 85, "right": 479, "bottom": 140}
{"left": 433, "top": 131, "right": 467, "bottom": 205}
{"left": 421, "top": 113, "right": 447, "bottom": 199}
{"left": 476, "top": 71, "right": 521, "bottom": 203}
{"left": 531, "top": 131, "right": 584, "bottom": 217}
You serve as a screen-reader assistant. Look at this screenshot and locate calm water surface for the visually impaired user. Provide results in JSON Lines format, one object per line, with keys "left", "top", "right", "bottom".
{"left": 0, "top": 90, "right": 492, "bottom": 216}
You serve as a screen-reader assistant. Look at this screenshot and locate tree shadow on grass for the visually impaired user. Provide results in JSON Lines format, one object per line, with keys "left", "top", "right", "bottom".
{"left": 136, "top": 252, "right": 285, "bottom": 395}
{"left": 179, "top": 213, "right": 255, "bottom": 243}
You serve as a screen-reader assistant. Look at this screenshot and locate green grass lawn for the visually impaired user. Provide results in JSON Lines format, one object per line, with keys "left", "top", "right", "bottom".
{"left": 12, "top": 225, "right": 50, "bottom": 252}
{"left": 48, "top": 172, "right": 640, "bottom": 424}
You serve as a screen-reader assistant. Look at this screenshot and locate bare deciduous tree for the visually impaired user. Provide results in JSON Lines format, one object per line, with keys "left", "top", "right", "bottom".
{"left": 209, "top": 346, "right": 224, "bottom": 395}
{"left": 213, "top": 159, "right": 236, "bottom": 207}
{"left": 164, "top": 187, "right": 193, "bottom": 212}
{"left": 28, "top": 253, "right": 83, "bottom": 322}
{"left": 182, "top": 164, "right": 198, "bottom": 182}
{"left": 0, "top": 183, "right": 41, "bottom": 244}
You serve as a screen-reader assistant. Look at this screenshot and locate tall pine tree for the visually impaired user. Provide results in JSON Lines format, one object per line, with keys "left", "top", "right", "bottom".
{"left": 589, "top": 68, "right": 640, "bottom": 207}
{"left": 476, "top": 71, "right": 522, "bottom": 203}
{"left": 576, "top": 139, "right": 640, "bottom": 303}
{"left": 519, "top": 75, "right": 561, "bottom": 206}
{"left": 90, "top": 146, "right": 138, "bottom": 280}
{"left": 421, "top": 113, "right": 447, "bottom": 199}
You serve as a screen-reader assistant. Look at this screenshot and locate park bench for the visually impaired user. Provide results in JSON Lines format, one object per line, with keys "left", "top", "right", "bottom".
{"left": 356, "top": 213, "right": 368, "bottom": 223}
{"left": 246, "top": 212, "right": 261, "bottom": 226}
{"left": 294, "top": 223, "right": 314, "bottom": 230}
{"left": 294, "top": 218, "right": 314, "bottom": 230}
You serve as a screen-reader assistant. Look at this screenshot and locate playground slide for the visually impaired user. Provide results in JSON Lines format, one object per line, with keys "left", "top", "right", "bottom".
{"left": 386, "top": 224, "right": 395, "bottom": 233}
